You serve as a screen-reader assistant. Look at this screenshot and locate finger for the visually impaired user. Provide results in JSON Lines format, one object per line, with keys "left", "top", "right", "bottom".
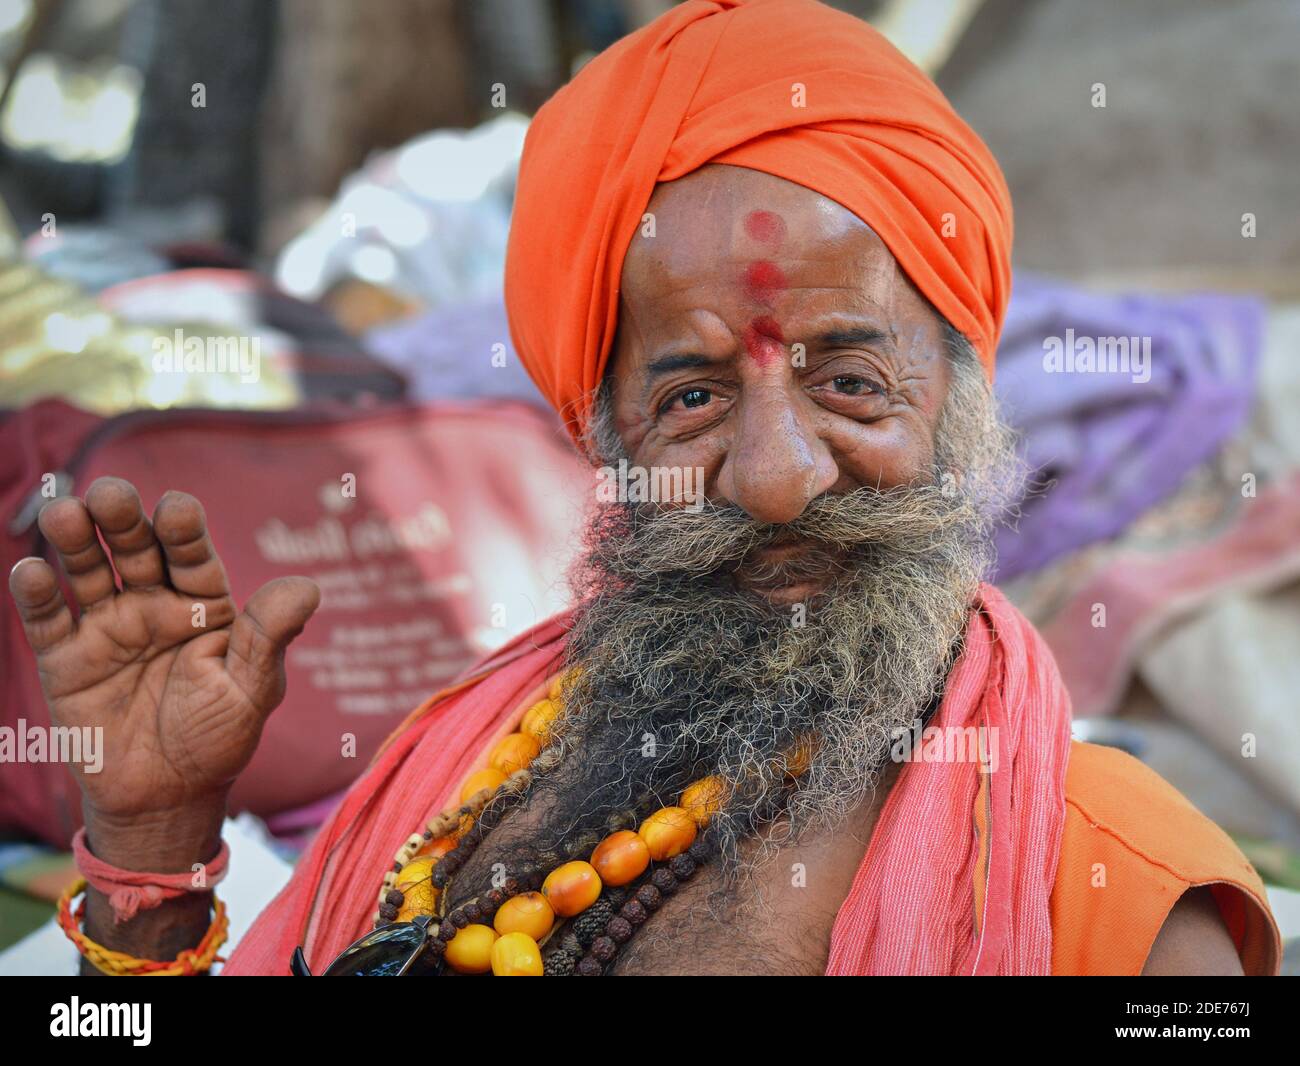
{"left": 152, "top": 491, "right": 231, "bottom": 602}
{"left": 36, "top": 496, "right": 117, "bottom": 611}
{"left": 225, "top": 576, "right": 321, "bottom": 713}
{"left": 83, "top": 477, "right": 166, "bottom": 592}
{"left": 9, "top": 557, "right": 76, "bottom": 653}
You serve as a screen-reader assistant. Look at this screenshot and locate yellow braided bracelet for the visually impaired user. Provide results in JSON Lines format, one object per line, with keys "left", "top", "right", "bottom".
{"left": 57, "top": 877, "right": 229, "bottom": 976}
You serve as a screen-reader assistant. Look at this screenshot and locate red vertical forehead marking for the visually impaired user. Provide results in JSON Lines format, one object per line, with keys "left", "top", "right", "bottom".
{"left": 743, "top": 260, "right": 787, "bottom": 306}
{"left": 750, "top": 315, "right": 784, "bottom": 343}
{"left": 742, "top": 315, "right": 785, "bottom": 366}
{"left": 744, "top": 209, "right": 786, "bottom": 245}
{"left": 740, "top": 212, "right": 788, "bottom": 365}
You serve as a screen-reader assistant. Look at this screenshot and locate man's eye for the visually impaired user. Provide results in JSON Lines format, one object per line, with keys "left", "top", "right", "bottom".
{"left": 679, "top": 388, "right": 712, "bottom": 409}
{"left": 832, "top": 376, "right": 873, "bottom": 395}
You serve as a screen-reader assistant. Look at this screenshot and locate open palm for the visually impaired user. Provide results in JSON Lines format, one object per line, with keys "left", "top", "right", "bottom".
{"left": 8, "top": 477, "right": 319, "bottom": 823}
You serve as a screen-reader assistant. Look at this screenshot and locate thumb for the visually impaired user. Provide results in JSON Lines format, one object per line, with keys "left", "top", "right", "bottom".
{"left": 226, "top": 576, "right": 320, "bottom": 713}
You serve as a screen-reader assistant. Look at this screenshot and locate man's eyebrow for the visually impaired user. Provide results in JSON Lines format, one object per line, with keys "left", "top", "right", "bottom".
{"left": 644, "top": 352, "right": 719, "bottom": 379}
{"left": 642, "top": 326, "right": 893, "bottom": 380}
{"left": 815, "top": 326, "right": 894, "bottom": 349}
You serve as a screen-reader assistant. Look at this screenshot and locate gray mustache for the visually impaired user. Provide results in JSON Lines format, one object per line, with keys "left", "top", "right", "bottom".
{"left": 595, "top": 484, "right": 977, "bottom": 578}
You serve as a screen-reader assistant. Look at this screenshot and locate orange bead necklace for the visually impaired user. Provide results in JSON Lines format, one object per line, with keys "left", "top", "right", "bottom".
{"left": 374, "top": 669, "right": 735, "bottom": 975}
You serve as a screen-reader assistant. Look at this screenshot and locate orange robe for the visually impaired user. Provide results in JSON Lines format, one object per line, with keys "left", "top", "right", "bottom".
{"left": 1052, "top": 741, "right": 1278, "bottom": 975}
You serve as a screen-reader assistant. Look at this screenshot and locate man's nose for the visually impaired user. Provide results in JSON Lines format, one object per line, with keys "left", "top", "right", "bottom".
{"left": 714, "top": 385, "right": 840, "bottom": 524}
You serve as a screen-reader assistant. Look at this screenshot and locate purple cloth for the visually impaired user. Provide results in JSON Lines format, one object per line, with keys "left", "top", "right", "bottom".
{"left": 992, "top": 274, "right": 1265, "bottom": 581}
{"left": 363, "top": 294, "right": 549, "bottom": 408}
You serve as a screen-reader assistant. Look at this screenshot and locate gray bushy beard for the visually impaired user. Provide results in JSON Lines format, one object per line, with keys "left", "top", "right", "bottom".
{"left": 462, "top": 336, "right": 1022, "bottom": 899}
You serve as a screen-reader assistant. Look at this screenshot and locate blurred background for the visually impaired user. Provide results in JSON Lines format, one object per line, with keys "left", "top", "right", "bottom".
{"left": 0, "top": 0, "right": 1297, "bottom": 969}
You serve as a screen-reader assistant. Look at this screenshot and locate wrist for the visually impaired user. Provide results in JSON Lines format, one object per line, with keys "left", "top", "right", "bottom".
{"left": 81, "top": 797, "right": 228, "bottom": 874}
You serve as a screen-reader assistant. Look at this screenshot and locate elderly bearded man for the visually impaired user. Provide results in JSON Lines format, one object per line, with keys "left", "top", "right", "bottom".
{"left": 8, "top": 0, "right": 1280, "bottom": 977}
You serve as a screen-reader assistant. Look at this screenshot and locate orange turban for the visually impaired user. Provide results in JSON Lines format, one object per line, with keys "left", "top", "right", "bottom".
{"left": 505, "top": 0, "right": 1013, "bottom": 444}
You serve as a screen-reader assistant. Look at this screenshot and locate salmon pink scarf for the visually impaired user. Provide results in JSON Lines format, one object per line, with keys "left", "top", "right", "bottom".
{"left": 223, "top": 584, "right": 1071, "bottom": 976}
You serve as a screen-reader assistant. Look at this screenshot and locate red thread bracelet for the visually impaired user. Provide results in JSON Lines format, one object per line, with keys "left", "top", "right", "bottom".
{"left": 71, "top": 828, "right": 231, "bottom": 924}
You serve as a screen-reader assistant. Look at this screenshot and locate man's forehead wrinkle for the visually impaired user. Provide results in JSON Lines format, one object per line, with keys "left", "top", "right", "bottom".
{"left": 897, "top": 319, "right": 939, "bottom": 365}
{"left": 868, "top": 246, "right": 897, "bottom": 327}
{"left": 636, "top": 184, "right": 890, "bottom": 288}
{"left": 624, "top": 173, "right": 929, "bottom": 375}
{"left": 628, "top": 306, "right": 734, "bottom": 374}
{"left": 647, "top": 178, "right": 742, "bottom": 251}
{"left": 642, "top": 250, "right": 898, "bottom": 300}
{"left": 789, "top": 287, "right": 897, "bottom": 336}
{"left": 615, "top": 281, "right": 658, "bottom": 369}
{"left": 628, "top": 280, "right": 903, "bottom": 355}
{"left": 651, "top": 168, "right": 873, "bottom": 255}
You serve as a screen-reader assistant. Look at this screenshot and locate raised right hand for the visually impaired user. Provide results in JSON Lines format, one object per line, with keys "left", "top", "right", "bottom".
{"left": 8, "top": 477, "right": 319, "bottom": 851}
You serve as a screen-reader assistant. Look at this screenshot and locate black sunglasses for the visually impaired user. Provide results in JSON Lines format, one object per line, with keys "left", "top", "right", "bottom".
{"left": 290, "top": 914, "right": 439, "bottom": 976}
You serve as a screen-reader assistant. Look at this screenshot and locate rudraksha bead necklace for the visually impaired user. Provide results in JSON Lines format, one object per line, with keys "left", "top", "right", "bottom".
{"left": 374, "top": 669, "right": 803, "bottom": 975}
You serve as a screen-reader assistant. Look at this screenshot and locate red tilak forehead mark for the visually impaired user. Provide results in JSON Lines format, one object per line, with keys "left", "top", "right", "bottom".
{"left": 744, "top": 209, "right": 786, "bottom": 245}
{"left": 742, "top": 315, "right": 785, "bottom": 365}
{"left": 749, "top": 314, "right": 784, "bottom": 342}
{"left": 743, "top": 260, "right": 787, "bottom": 306}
